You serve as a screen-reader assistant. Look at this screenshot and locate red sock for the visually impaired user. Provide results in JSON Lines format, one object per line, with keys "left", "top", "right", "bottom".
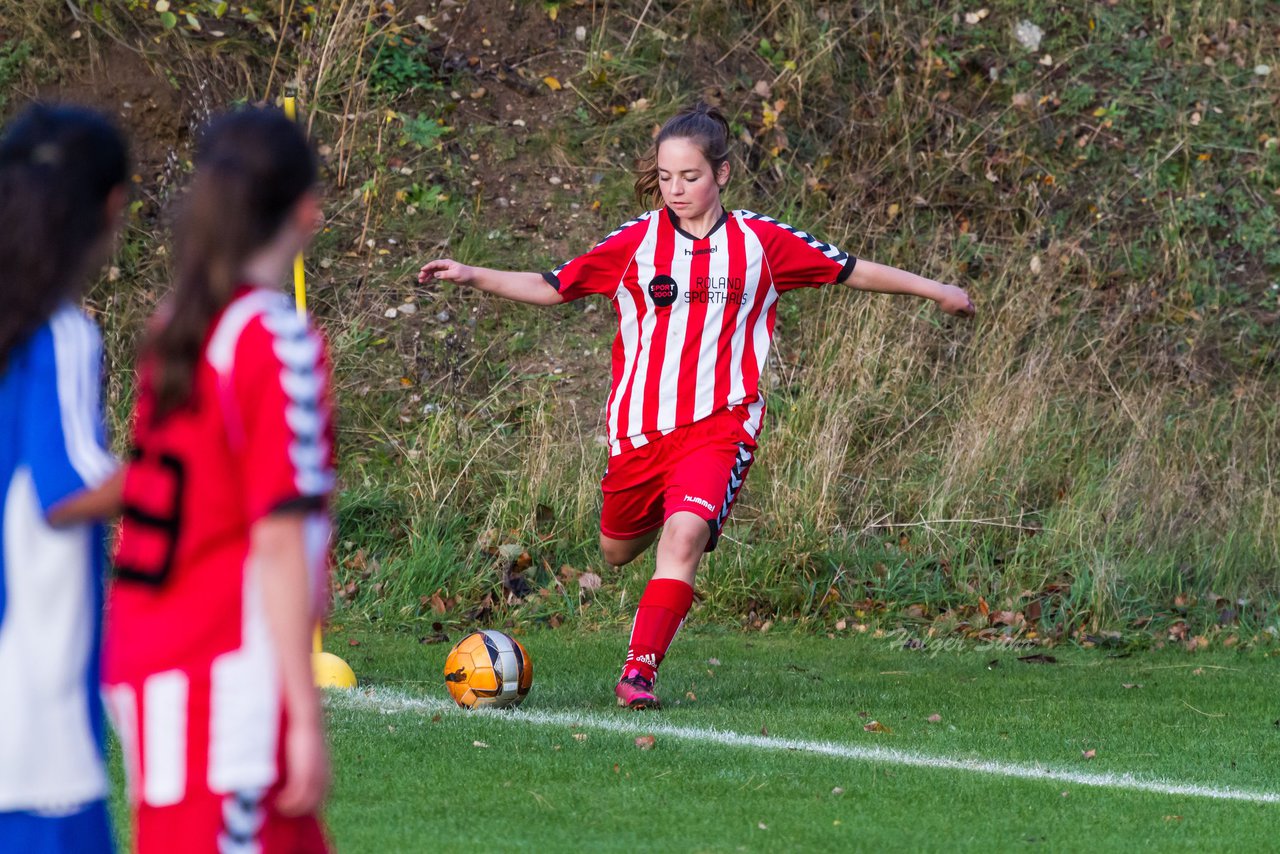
{"left": 622, "top": 578, "right": 694, "bottom": 684}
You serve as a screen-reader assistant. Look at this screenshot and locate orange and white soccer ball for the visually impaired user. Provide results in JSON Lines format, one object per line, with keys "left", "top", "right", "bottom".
{"left": 443, "top": 630, "right": 533, "bottom": 709}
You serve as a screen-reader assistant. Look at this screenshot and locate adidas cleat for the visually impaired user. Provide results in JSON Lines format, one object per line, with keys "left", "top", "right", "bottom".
{"left": 615, "top": 670, "right": 661, "bottom": 710}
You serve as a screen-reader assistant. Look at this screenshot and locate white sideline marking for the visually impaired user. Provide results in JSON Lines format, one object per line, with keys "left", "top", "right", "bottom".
{"left": 330, "top": 687, "right": 1280, "bottom": 805}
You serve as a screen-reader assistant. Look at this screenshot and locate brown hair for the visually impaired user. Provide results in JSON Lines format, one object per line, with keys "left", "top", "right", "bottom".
{"left": 634, "top": 101, "right": 732, "bottom": 207}
{"left": 0, "top": 104, "right": 128, "bottom": 370}
{"left": 148, "top": 107, "right": 315, "bottom": 419}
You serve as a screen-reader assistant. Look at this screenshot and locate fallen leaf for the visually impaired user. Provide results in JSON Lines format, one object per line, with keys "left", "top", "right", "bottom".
{"left": 991, "top": 610, "right": 1020, "bottom": 626}
{"left": 863, "top": 720, "right": 892, "bottom": 734}
{"left": 473, "top": 741, "right": 489, "bottom": 748}
{"left": 685, "top": 691, "right": 698, "bottom": 701}
{"left": 578, "top": 572, "right": 602, "bottom": 592}
{"left": 1082, "top": 749, "right": 1096, "bottom": 760}
{"left": 635, "top": 735, "right": 656, "bottom": 750}
{"left": 1121, "top": 683, "right": 1143, "bottom": 690}
{"left": 927, "top": 714, "right": 942, "bottom": 723}
{"left": 758, "top": 822, "right": 768, "bottom": 830}
{"left": 708, "top": 657, "right": 721, "bottom": 666}
{"left": 963, "top": 8, "right": 990, "bottom": 25}
{"left": 573, "top": 733, "right": 588, "bottom": 742}
{"left": 761, "top": 725, "right": 769, "bottom": 735}
{"left": 543, "top": 76, "right": 562, "bottom": 91}
{"left": 832, "top": 787, "right": 845, "bottom": 795}
{"left": 348, "top": 639, "right": 361, "bottom": 647}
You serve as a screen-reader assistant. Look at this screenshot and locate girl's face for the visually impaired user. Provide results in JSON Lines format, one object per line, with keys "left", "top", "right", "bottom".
{"left": 656, "top": 137, "right": 729, "bottom": 220}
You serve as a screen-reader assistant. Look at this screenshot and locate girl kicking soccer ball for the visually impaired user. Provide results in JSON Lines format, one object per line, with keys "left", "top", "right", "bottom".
{"left": 420, "top": 102, "right": 974, "bottom": 709}
{"left": 0, "top": 104, "right": 129, "bottom": 853}
{"left": 104, "top": 108, "right": 334, "bottom": 852}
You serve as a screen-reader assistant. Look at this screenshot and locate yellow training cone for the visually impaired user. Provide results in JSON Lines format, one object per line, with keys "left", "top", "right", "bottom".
{"left": 313, "top": 651, "right": 357, "bottom": 689}
{"left": 313, "top": 624, "right": 356, "bottom": 688}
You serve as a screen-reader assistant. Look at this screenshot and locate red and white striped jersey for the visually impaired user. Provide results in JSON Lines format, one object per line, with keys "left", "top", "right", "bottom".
{"left": 544, "top": 207, "right": 855, "bottom": 455}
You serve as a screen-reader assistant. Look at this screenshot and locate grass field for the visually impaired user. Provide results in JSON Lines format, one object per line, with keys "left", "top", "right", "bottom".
{"left": 106, "top": 627, "right": 1280, "bottom": 851}
{"left": 7, "top": 2, "right": 1275, "bottom": 846}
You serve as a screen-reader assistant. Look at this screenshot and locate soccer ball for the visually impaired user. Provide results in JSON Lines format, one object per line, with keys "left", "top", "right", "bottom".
{"left": 443, "top": 630, "right": 533, "bottom": 709}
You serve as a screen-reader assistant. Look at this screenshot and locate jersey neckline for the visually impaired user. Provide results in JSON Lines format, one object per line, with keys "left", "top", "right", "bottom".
{"left": 665, "top": 205, "right": 728, "bottom": 241}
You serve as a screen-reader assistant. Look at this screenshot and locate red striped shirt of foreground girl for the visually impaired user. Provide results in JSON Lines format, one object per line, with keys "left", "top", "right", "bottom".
{"left": 104, "top": 108, "right": 335, "bottom": 853}
{"left": 419, "top": 102, "right": 975, "bottom": 710}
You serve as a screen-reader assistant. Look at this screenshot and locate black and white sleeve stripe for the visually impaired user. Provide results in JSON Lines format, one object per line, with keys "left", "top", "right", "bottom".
{"left": 739, "top": 210, "right": 857, "bottom": 281}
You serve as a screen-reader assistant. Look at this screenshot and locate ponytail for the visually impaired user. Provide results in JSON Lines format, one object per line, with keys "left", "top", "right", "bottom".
{"left": 634, "top": 101, "right": 732, "bottom": 207}
{"left": 149, "top": 108, "right": 315, "bottom": 419}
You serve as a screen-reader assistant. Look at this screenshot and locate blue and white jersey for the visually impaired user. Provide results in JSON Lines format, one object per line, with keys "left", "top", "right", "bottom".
{"left": 0, "top": 304, "right": 116, "bottom": 811}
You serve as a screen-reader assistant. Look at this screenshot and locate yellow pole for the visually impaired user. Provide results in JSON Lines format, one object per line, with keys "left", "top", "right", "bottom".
{"left": 283, "top": 88, "right": 307, "bottom": 319}
{"left": 285, "top": 88, "right": 355, "bottom": 690}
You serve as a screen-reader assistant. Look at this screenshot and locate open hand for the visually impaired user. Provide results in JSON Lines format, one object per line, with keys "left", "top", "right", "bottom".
{"left": 418, "top": 258, "right": 474, "bottom": 285}
{"left": 936, "top": 284, "right": 975, "bottom": 318}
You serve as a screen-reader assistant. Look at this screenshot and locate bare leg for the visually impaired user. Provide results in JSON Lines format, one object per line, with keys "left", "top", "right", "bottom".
{"left": 650, "top": 511, "right": 710, "bottom": 584}
{"left": 599, "top": 528, "right": 660, "bottom": 568}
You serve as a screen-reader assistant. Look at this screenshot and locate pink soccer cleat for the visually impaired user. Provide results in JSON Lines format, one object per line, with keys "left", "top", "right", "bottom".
{"left": 615, "top": 669, "right": 662, "bottom": 710}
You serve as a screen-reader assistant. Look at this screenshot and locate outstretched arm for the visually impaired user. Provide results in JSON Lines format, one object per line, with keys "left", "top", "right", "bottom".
{"left": 419, "top": 259, "right": 564, "bottom": 306}
{"left": 846, "top": 259, "right": 975, "bottom": 317}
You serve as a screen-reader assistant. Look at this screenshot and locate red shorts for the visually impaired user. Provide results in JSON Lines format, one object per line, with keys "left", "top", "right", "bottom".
{"left": 104, "top": 667, "right": 329, "bottom": 854}
{"left": 600, "top": 410, "right": 756, "bottom": 551}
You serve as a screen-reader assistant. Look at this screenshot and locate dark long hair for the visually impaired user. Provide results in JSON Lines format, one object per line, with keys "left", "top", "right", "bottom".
{"left": 0, "top": 104, "right": 128, "bottom": 370}
{"left": 149, "top": 107, "right": 315, "bottom": 419}
{"left": 634, "top": 101, "right": 732, "bottom": 207}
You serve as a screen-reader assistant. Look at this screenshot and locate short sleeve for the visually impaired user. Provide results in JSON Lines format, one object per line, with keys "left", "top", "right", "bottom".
{"left": 232, "top": 307, "right": 335, "bottom": 522}
{"left": 541, "top": 214, "right": 653, "bottom": 302}
{"left": 19, "top": 308, "right": 116, "bottom": 515}
{"left": 742, "top": 212, "right": 856, "bottom": 292}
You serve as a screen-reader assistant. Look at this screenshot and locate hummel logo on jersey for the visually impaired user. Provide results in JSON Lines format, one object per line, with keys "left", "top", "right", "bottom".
{"left": 684, "top": 245, "right": 718, "bottom": 256}
{"left": 684, "top": 494, "right": 716, "bottom": 512}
